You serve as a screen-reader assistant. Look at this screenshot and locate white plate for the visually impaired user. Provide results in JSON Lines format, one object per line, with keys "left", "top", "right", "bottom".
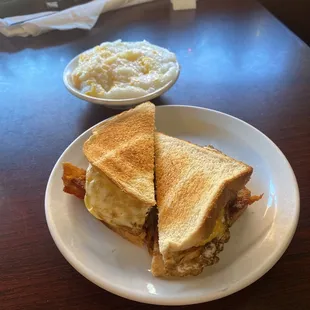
{"left": 45, "top": 106, "right": 299, "bottom": 305}
{"left": 63, "top": 50, "right": 180, "bottom": 109}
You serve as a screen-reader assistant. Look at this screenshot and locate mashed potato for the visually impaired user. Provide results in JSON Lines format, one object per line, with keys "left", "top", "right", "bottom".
{"left": 71, "top": 40, "right": 179, "bottom": 99}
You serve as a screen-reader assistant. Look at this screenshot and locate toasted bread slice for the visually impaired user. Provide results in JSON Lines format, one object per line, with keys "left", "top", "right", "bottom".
{"left": 151, "top": 187, "right": 261, "bottom": 277}
{"left": 83, "top": 102, "right": 156, "bottom": 206}
{"left": 155, "top": 133, "right": 253, "bottom": 257}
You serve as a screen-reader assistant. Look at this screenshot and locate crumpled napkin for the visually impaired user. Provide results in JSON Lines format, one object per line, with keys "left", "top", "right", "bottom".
{"left": 0, "top": 0, "right": 155, "bottom": 37}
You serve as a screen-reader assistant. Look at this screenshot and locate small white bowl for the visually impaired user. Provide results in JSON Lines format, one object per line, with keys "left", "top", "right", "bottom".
{"left": 63, "top": 50, "right": 180, "bottom": 109}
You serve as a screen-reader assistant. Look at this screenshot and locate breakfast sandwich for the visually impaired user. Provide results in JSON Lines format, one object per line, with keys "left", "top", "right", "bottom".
{"left": 62, "top": 102, "right": 262, "bottom": 277}
{"left": 150, "top": 133, "right": 262, "bottom": 277}
{"left": 63, "top": 102, "right": 156, "bottom": 246}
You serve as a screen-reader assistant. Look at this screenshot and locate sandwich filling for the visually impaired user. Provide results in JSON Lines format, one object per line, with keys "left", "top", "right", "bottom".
{"left": 84, "top": 164, "right": 150, "bottom": 230}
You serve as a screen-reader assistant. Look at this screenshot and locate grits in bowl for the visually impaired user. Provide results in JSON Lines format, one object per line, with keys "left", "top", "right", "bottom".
{"left": 71, "top": 40, "right": 179, "bottom": 100}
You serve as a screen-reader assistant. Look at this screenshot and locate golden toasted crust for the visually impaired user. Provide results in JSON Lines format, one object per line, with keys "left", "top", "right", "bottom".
{"left": 155, "top": 133, "right": 253, "bottom": 254}
{"left": 83, "top": 102, "right": 156, "bottom": 206}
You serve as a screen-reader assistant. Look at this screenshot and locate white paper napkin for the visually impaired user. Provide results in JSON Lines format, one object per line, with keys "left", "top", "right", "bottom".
{"left": 0, "top": 0, "right": 155, "bottom": 37}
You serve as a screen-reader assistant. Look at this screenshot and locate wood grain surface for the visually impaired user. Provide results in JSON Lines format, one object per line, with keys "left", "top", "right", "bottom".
{"left": 1, "top": 0, "right": 310, "bottom": 309}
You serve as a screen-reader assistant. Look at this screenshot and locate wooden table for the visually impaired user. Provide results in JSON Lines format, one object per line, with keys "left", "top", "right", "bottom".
{"left": 1, "top": 0, "right": 310, "bottom": 309}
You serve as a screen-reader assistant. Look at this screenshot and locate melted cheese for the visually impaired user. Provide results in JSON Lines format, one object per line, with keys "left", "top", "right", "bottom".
{"left": 202, "top": 207, "right": 226, "bottom": 245}
{"left": 84, "top": 165, "right": 149, "bottom": 228}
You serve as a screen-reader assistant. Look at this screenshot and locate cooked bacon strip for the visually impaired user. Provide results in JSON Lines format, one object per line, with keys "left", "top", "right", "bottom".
{"left": 62, "top": 162, "right": 86, "bottom": 199}
{"left": 228, "top": 188, "right": 263, "bottom": 225}
{"left": 249, "top": 194, "right": 264, "bottom": 204}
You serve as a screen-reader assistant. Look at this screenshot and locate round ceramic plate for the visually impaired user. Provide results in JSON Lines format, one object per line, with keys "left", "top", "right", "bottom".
{"left": 45, "top": 106, "right": 299, "bottom": 305}
{"left": 63, "top": 50, "right": 180, "bottom": 109}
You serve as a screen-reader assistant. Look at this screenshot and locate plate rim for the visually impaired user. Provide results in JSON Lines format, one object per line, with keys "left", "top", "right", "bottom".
{"left": 45, "top": 105, "right": 300, "bottom": 305}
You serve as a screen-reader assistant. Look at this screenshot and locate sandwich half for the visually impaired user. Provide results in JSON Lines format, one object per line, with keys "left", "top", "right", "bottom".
{"left": 151, "top": 133, "right": 261, "bottom": 277}
{"left": 63, "top": 102, "right": 156, "bottom": 246}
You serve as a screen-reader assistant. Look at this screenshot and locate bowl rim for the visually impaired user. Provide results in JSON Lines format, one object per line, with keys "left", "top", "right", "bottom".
{"left": 63, "top": 47, "right": 180, "bottom": 106}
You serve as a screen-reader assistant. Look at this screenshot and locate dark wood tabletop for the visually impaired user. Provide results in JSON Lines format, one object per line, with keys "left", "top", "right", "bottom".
{"left": 1, "top": 0, "right": 310, "bottom": 309}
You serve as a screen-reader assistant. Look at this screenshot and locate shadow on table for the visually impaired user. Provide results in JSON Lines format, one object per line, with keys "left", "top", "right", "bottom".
{"left": 2, "top": 28, "right": 89, "bottom": 53}
{"left": 78, "top": 98, "right": 170, "bottom": 132}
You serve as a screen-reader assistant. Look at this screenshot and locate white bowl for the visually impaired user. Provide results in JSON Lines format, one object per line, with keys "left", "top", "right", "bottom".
{"left": 63, "top": 50, "right": 180, "bottom": 109}
{"left": 45, "top": 105, "right": 299, "bottom": 305}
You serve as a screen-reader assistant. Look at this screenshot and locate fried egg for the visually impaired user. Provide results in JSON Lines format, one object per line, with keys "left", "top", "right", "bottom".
{"left": 84, "top": 165, "right": 149, "bottom": 229}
